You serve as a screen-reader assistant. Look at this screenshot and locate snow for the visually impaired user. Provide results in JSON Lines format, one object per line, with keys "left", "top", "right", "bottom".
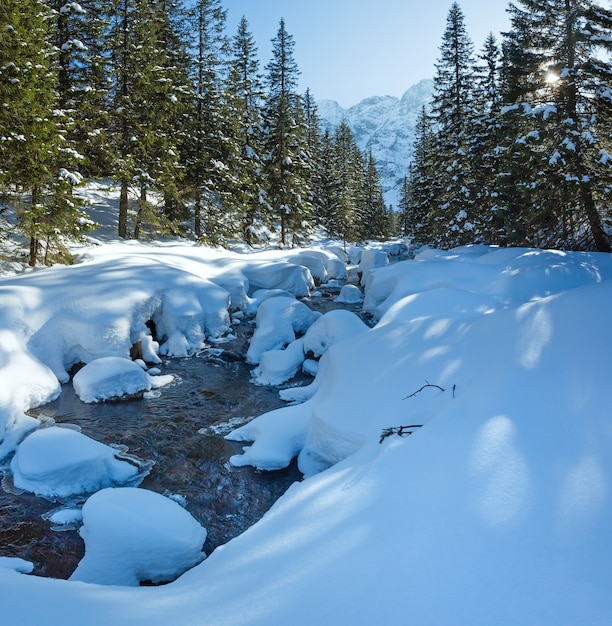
{"left": 302, "top": 309, "right": 369, "bottom": 357}
{"left": 73, "top": 356, "right": 173, "bottom": 403}
{"left": 70, "top": 487, "right": 206, "bottom": 586}
{"left": 335, "top": 283, "right": 363, "bottom": 303}
{"left": 0, "top": 557, "right": 33, "bottom": 574}
{"left": 318, "top": 80, "right": 434, "bottom": 206}
{"left": 356, "top": 247, "right": 388, "bottom": 285}
{"left": 10, "top": 426, "right": 143, "bottom": 499}
{"left": 0, "top": 228, "right": 612, "bottom": 625}
{"left": 251, "top": 309, "right": 368, "bottom": 386}
{"left": 245, "top": 296, "right": 320, "bottom": 365}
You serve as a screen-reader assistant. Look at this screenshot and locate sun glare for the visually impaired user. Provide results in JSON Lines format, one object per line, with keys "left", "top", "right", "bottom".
{"left": 545, "top": 71, "right": 560, "bottom": 84}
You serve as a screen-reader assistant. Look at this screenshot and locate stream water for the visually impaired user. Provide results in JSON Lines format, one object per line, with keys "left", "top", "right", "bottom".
{"left": 0, "top": 290, "right": 368, "bottom": 580}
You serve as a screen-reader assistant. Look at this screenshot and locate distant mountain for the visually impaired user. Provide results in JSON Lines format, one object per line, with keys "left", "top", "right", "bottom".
{"left": 317, "top": 79, "right": 434, "bottom": 208}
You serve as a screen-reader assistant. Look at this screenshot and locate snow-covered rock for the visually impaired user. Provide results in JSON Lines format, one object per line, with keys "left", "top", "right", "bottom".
{"left": 242, "top": 261, "right": 314, "bottom": 297}
{"left": 335, "top": 284, "right": 363, "bottom": 304}
{"left": 245, "top": 288, "right": 296, "bottom": 315}
{"left": 246, "top": 297, "right": 321, "bottom": 365}
{"left": 357, "top": 248, "right": 389, "bottom": 286}
{"left": 287, "top": 253, "right": 328, "bottom": 285}
{"left": 72, "top": 356, "right": 173, "bottom": 403}
{"left": 10, "top": 426, "right": 142, "bottom": 498}
{"left": 70, "top": 487, "right": 206, "bottom": 586}
{"left": 252, "top": 338, "right": 306, "bottom": 386}
{"left": 325, "top": 257, "right": 347, "bottom": 281}
{"left": 302, "top": 309, "right": 369, "bottom": 357}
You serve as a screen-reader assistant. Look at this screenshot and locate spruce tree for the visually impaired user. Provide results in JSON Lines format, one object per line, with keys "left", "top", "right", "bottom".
{"left": 185, "top": 0, "right": 241, "bottom": 244}
{"left": 263, "top": 18, "right": 312, "bottom": 246}
{"left": 303, "top": 88, "right": 323, "bottom": 232}
{"left": 362, "top": 150, "right": 388, "bottom": 240}
{"left": 313, "top": 128, "right": 340, "bottom": 236}
{"left": 500, "top": 0, "right": 611, "bottom": 251}
{"left": 470, "top": 32, "right": 505, "bottom": 242}
{"left": 65, "top": 0, "right": 113, "bottom": 177}
{"left": 227, "top": 16, "right": 269, "bottom": 244}
{"left": 132, "top": 0, "right": 192, "bottom": 237}
{"left": 404, "top": 106, "right": 436, "bottom": 245}
{"left": 103, "top": 0, "right": 190, "bottom": 239}
{"left": 0, "top": 0, "right": 90, "bottom": 264}
{"left": 428, "top": 2, "right": 478, "bottom": 247}
{"left": 329, "top": 120, "right": 364, "bottom": 245}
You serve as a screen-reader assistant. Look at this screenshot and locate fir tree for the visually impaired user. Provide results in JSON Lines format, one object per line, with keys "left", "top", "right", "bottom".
{"left": 428, "top": 2, "right": 478, "bottom": 247}
{"left": 263, "top": 19, "right": 312, "bottom": 246}
{"left": 362, "top": 150, "right": 388, "bottom": 240}
{"left": 226, "top": 16, "right": 269, "bottom": 244}
{"left": 470, "top": 32, "right": 505, "bottom": 242}
{"left": 404, "top": 106, "right": 436, "bottom": 245}
{"left": 0, "top": 0, "right": 90, "bottom": 264}
{"left": 500, "top": 0, "right": 612, "bottom": 251}
{"left": 184, "top": 0, "right": 240, "bottom": 244}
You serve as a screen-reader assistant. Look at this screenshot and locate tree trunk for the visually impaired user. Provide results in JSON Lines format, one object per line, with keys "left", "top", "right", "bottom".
{"left": 119, "top": 178, "right": 129, "bottom": 238}
{"left": 579, "top": 181, "right": 610, "bottom": 252}
{"left": 133, "top": 186, "right": 147, "bottom": 240}
{"left": 194, "top": 188, "right": 202, "bottom": 237}
{"left": 29, "top": 236, "right": 39, "bottom": 267}
{"left": 28, "top": 185, "right": 40, "bottom": 266}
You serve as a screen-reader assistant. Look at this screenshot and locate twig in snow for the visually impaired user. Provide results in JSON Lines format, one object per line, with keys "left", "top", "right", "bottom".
{"left": 403, "top": 380, "right": 445, "bottom": 399}
{"left": 379, "top": 424, "right": 422, "bottom": 444}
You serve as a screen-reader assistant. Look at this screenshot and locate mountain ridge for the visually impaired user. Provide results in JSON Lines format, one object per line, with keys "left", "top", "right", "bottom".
{"left": 317, "top": 78, "right": 434, "bottom": 208}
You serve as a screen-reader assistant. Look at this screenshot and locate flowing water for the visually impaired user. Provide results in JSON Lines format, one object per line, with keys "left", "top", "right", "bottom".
{"left": 0, "top": 290, "right": 368, "bottom": 581}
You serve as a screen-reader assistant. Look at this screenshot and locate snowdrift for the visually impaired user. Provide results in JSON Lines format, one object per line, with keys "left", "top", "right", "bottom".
{"left": 0, "top": 243, "right": 611, "bottom": 625}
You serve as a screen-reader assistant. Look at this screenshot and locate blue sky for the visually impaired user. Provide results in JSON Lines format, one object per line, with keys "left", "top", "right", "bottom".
{"left": 223, "top": 0, "right": 511, "bottom": 107}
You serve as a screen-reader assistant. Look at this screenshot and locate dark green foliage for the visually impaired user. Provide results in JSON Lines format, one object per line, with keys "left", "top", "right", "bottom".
{"left": 362, "top": 151, "right": 390, "bottom": 240}
{"left": 227, "top": 16, "right": 270, "bottom": 244}
{"left": 498, "top": 0, "right": 611, "bottom": 251}
{"left": 428, "top": 2, "right": 478, "bottom": 247}
{"left": 262, "top": 19, "right": 312, "bottom": 246}
{"left": 403, "top": 0, "right": 611, "bottom": 252}
{"left": 0, "top": 0, "right": 92, "bottom": 265}
{"left": 0, "top": 1, "right": 397, "bottom": 253}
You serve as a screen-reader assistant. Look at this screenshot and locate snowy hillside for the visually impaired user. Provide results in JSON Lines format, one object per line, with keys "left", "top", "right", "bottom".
{"left": 318, "top": 79, "right": 434, "bottom": 207}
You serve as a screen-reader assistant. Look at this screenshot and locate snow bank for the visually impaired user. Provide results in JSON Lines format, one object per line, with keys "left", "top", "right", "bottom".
{"left": 251, "top": 310, "right": 368, "bottom": 387}
{"left": 70, "top": 487, "right": 206, "bottom": 586}
{"left": 10, "top": 426, "right": 142, "bottom": 498}
{"left": 0, "top": 330, "right": 58, "bottom": 459}
{"left": 1, "top": 242, "right": 612, "bottom": 626}
{"left": 0, "top": 557, "right": 33, "bottom": 574}
{"left": 251, "top": 338, "right": 306, "bottom": 386}
{"left": 0, "top": 241, "right": 328, "bottom": 457}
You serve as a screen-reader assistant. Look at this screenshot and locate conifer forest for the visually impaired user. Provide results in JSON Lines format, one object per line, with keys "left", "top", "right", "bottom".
{"left": 1, "top": 0, "right": 611, "bottom": 266}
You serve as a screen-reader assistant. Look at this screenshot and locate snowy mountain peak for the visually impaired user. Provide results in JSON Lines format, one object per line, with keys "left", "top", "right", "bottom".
{"left": 318, "top": 79, "right": 434, "bottom": 207}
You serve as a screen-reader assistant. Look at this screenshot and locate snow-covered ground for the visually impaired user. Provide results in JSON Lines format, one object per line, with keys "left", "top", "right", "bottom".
{"left": 1, "top": 188, "right": 612, "bottom": 624}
